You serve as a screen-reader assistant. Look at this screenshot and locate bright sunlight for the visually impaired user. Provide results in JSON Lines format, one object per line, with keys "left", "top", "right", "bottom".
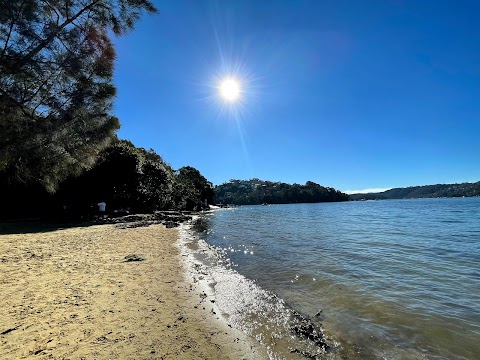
{"left": 219, "top": 78, "right": 241, "bottom": 101}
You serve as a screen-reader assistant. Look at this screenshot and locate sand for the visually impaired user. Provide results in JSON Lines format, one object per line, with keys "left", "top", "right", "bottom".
{"left": 0, "top": 223, "right": 267, "bottom": 359}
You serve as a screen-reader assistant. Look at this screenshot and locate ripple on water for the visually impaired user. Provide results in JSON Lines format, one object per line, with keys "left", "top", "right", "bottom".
{"left": 199, "top": 199, "right": 480, "bottom": 360}
{"left": 179, "top": 219, "right": 338, "bottom": 360}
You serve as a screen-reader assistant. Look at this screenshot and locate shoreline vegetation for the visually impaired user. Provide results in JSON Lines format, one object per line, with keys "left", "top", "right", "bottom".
{"left": 0, "top": 214, "right": 267, "bottom": 360}
{"left": 349, "top": 181, "right": 480, "bottom": 200}
{"left": 214, "top": 179, "right": 349, "bottom": 206}
{"left": 0, "top": 140, "right": 215, "bottom": 222}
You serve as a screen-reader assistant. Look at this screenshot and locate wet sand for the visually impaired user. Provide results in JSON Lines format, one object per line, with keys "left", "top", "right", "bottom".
{"left": 0, "top": 223, "right": 267, "bottom": 359}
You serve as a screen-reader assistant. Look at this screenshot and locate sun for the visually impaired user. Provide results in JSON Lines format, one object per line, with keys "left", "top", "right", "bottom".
{"left": 219, "top": 78, "right": 241, "bottom": 101}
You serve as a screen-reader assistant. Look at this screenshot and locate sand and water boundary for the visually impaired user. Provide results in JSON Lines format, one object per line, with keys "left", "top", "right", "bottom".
{"left": 0, "top": 219, "right": 267, "bottom": 359}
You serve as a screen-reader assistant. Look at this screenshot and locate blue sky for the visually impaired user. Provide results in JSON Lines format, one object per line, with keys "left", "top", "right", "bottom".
{"left": 113, "top": 0, "right": 480, "bottom": 193}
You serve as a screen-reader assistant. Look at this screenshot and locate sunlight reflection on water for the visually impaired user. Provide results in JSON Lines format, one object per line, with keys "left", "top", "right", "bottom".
{"left": 189, "top": 198, "right": 480, "bottom": 359}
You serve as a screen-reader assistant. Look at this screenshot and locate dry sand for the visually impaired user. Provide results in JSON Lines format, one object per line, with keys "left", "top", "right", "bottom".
{"left": 0, "top": 223, "right": 267, "bottom": 359}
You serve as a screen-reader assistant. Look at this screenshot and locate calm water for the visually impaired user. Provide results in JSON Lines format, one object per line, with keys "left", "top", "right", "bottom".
{"left": 186, "top": 198, "right": 480, "bottom": 359}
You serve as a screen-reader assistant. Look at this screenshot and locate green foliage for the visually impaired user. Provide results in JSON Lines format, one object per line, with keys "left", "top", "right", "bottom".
{"left": 0, "top": 0, "right": 156, "bottom": 192}
{"left": 0, "top": 139, "right": 215, "bottom": 219}
{"left": 215, "top": 179, "right": 349, "bottom": 205}
{"left": 349, "top": 182, "right": 480, "bottom": 200}
{"left": 56, "top": 139, "right": 176, "bottom": 213}
{"left": 68, "top": 141, "right": 214, "bottom": 212}
{"left": 175, "top": 166, "right": 215, "bottom": 210}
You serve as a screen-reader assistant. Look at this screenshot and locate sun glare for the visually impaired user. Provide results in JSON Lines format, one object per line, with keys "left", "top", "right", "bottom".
{"left": 219, "top": 78, "right": 240, "bottom": 101}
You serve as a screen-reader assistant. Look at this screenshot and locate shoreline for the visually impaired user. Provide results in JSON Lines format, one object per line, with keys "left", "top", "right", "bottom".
{"left": 180, "top": 214, "right": 335, "bottom": 360}
{"left": 0, "top": 221, "right": 267, "bottom": 359}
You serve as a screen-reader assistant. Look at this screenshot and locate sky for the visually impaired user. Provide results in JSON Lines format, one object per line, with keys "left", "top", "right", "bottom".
{"left": 113, "top": 0, "right": 480, "bottom": 193}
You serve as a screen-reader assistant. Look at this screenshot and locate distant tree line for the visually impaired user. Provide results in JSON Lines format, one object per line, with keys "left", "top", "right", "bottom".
{"left": 349, "top": 182, "right": 480, "bottom": 200}
{"left": 214, "top": 179, "right": 349, "bottom": 205}
{"left": 0, "top": 139, "right": 214, "bottom": 220}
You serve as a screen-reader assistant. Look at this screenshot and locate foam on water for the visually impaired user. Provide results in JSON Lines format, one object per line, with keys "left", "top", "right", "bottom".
{"left": 178, "top": 216, "right": 339, "bottom": 360}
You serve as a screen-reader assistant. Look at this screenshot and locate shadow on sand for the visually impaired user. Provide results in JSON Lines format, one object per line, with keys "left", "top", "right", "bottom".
{"left": 0, "top": 211, "right": 197, "bottom": 235}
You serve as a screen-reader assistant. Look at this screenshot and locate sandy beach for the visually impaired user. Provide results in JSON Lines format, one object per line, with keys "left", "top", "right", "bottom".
{"left": 0, "top": 222, "right": 267, "bottom": 359}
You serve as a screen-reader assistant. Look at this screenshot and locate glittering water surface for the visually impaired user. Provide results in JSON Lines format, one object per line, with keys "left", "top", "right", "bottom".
{"left": 189, "top": 198, "right": 480, "bottom": 359}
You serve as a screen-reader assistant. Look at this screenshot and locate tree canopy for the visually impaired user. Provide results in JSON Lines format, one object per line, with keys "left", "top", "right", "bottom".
{"left": 54, "top": 140, "right": 216, "bottom": 215}
{"left": 0, "top": 139, "right": 215, "bottom": 220}
{"left": 0, "top": 0, "right": 156, "bottom": 192}
{"left": 215, "top": 179, "right": 349, "bottom": 205}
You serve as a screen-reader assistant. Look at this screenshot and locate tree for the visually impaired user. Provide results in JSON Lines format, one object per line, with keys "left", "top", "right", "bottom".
{"left": 0, "top": 0, "right": 156, "bottom": 192}
{"left": 175, "top": 166, "right": 215, "bottom": 210}
{"left": 136, "top": 147, "right": 176, "bottom": 212}
{"left": 214, "top": 179, "right": 350, "bottom": 205}
{"left": 55, "top": 139, "right": 178, "bottom": 214}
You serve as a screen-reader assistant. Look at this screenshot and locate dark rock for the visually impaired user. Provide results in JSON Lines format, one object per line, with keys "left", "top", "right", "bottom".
{"left": 289, "top": 312, "right": 330, "bottom": 353}
{"left": 112, "top": 211, "right": 193, "bottom": 229}
{"left": 124, "top": 254, "right": 145, "bottom": 262}
{"left": 164, "top": 221, "right": 179, "bottom": 228}
{"left": 0, "top": 327, "right": 17, "bottom": 336}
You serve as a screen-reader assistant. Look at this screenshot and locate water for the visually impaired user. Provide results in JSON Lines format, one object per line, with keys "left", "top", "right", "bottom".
{"left": 183, "top": 198, "right": 480, "bottom": 359}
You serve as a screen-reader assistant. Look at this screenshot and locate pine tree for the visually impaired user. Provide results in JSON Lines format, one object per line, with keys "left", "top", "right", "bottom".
{"left": 0, "top": 0, "right": 156, "bottom": 192}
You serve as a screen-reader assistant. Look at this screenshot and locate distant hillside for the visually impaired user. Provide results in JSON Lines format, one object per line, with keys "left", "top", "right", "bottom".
{"left": 214, "top": 179, "right": 349, "bottom": 205}
{"left": 349, "top": 181, "right": 480, "bottom": 200}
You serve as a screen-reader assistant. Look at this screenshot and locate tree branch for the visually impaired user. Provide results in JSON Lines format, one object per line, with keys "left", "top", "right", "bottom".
{"left": 14, "top": 0, "right": 102, "bottom": 69}
{"left": 43, "top": 0, "right": 61, "bottom": 26}
{"left": 0, "top": 86, "right": 36, "bottom": 121}
{"left": 1, "top": 0, "right": 28, "bottom": 60}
